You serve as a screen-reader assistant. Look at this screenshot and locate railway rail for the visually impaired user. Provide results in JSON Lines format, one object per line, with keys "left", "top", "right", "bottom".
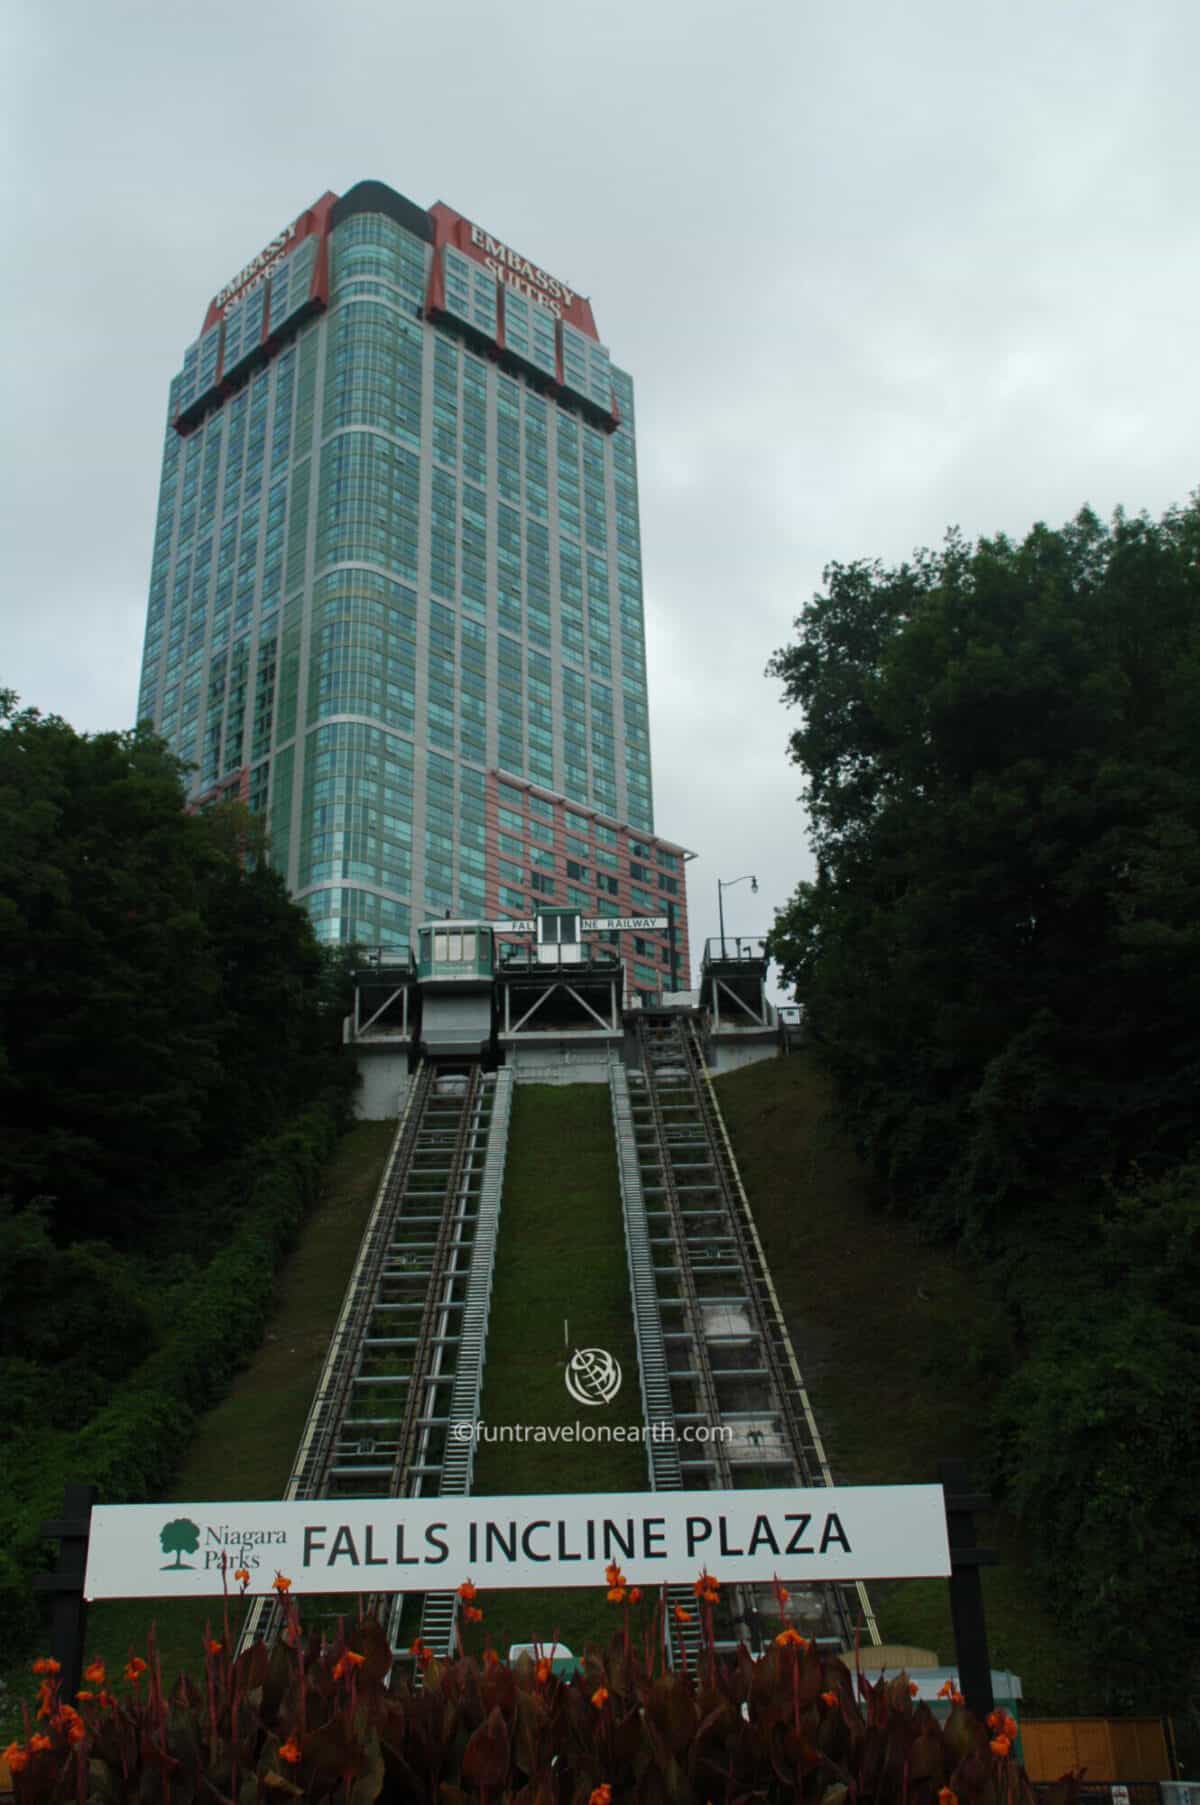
{"left": 611, "top": 1011, "right": 880, "bottom": 1662}
{"left": 237, "top": 1063, "right": 512, "bottom": 1656}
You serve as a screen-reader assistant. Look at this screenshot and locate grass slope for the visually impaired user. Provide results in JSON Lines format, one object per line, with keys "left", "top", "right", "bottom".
{"left": 71, "top": 1119, "right": 398, "bottom": 1686}
{"left": 469, "top": 1084, "right": 644, "bottom": 1659}
{"left": 713, "top": 1053, "right": 1092, "bottom": 1713}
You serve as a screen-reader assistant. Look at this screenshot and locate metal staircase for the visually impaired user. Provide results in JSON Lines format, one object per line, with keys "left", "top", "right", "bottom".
{"left": 615, "top": 1013, "right": 878, "bottom": 1656}
{"left": 410, "top": 1066, "right": 514, "bottom": 1659}
{"left": 237, "top": 1064, "right": 512, "bottom": 1657}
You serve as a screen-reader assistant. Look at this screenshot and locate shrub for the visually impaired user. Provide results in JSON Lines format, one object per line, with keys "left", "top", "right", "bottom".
{"left": 0, "top": 1101, "right": 343, "bottom": 1664}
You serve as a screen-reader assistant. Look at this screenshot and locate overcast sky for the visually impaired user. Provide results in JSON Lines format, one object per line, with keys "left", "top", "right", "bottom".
{"left": 4, "top": 0, "right": 1198, "bottom": 988}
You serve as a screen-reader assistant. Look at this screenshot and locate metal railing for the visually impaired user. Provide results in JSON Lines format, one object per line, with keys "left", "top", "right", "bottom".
{"left": 702, "top": 936, "right": 768, "bottom": 965}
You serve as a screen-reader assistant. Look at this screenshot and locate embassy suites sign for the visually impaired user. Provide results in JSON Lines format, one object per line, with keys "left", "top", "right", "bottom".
{"left": 212, "top": 221, "right": 298, "bottom": 310}
{"left": 467, "top": 224, "right": 578, "bottom": 320}
{"left": 83, "top": 1486, "right": 950, "bottom": 1599}
{"left": 430, "top": 201, "right": 601, "bottom": 340}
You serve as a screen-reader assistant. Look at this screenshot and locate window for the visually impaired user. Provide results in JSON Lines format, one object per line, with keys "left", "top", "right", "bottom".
{"left": 433, "top": 930, "right": 477, "bottom": 963}
{"left": 566, "top": 859, "right": 588, "bottom": 881}
{"left": 531, "top": 873, "right": 554, "bottom": 896}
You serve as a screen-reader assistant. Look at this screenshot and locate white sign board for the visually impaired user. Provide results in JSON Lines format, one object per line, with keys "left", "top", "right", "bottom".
{"left": 581, "top": 916, "right": 669, "bottom": 932}
{"left": 487, "top": 918, "right": 669, "bottom": 935}
{"left": 83, "top": 1486, "right": 949, "bottom": 1600}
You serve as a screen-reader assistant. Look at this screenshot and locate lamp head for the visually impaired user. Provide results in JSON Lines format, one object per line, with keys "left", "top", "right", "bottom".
{"left": 751, "top": 876, "right": 759, "bottom": 893}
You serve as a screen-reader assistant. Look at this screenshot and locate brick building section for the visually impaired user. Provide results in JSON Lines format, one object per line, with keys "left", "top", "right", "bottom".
{"left": 484, "top": 770, "right": 691, "bottom": 998}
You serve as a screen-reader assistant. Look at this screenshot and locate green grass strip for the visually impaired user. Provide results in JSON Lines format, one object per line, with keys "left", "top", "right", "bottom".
{"left": 469, "top": 1084, "right": 645, "bottom": 1660}
{"left": 714, "top": 1053, "right": 1093, "bottom": 1713}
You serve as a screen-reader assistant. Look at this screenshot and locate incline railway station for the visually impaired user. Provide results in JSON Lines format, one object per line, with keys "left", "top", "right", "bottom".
{"left": 348, "top": 910, "right": 783, "bottom": 1101}
{"left": 216, "top": 906, "right": 884, "bottom": 1672}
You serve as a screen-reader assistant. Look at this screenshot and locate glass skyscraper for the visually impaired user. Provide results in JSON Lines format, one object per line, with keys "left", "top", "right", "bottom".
{"left": 136, "top": 180, "right": 689, "bottom": 981}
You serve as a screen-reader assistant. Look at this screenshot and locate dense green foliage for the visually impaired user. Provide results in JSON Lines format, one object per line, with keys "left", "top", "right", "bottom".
{"left": 0, "top": 694, "right": 358, "bottom": 1660}
{"left": 0, "top": 693, "right": 353, "bottom": 1243}
{"left": 765, "top": 503, "right": 1200, "bottom": 1707}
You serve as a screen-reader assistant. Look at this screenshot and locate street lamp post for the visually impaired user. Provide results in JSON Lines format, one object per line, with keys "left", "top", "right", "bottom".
{"left": 717, "top": 873, "right": 758, "bottom": 958}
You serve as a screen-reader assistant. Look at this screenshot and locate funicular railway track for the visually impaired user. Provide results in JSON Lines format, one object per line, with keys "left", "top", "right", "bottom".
{"left": 612, "top": 1011, "right": 880, "bottom": 1665}
{"left": 238, "top": 1061, "right": 512, "bottom": 1658}
{"left": 238, "top": 915, "right": 869, "bottom": 1677}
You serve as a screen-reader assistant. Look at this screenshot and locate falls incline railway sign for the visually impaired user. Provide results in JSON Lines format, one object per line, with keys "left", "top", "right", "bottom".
{"left": 83, "top": 1486, "right": 950, "bottom": 1599}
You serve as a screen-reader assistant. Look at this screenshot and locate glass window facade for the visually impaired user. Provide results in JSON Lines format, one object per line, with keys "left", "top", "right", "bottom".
{"left": 137, "top": 181, "right": 666, "bottom": 956}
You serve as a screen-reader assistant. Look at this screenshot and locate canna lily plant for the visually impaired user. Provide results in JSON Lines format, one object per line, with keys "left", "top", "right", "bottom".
{"left": 2, "top": 1575, "right": 1055, "bottom": 1805}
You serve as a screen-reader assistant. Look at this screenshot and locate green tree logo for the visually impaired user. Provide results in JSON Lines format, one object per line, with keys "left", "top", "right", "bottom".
{"left": 159, "top": 1518, "right": 201, "bottom": 1570}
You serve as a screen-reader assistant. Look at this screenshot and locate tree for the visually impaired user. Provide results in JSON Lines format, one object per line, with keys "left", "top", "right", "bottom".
{"left": 765, "top": 500, "right": 1200, "bottom": 1706}
{"left": 766, "top": 502, "right": 1200, "bottom": 1238}
{"left": 159, "top": 1518, "right": 200, "bottom": 1569}
{"left": 0, "top": 698, "right": 354, "bottom": 1245}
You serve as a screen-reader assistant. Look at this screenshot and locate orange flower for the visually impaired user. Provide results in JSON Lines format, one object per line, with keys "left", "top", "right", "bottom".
{"left": 457, "top": 1578, "right": 478, "bottom": 1601}
{"left": 124, "top": 1656, "right": 148, "bottom": 1683}
{"left": 410, "top": 1637, "right": 433, "bottom": 1669}
{"left": 36, "top": 1680, "right": 55, "bottom": 1719}
{"left": 693, "top": 1571, "right": 720, "bottom": 1604}
{"left": 592, "top": 1686, "right": 610, "bottom": 1709}
{"left": 607, "top": 1587, "right": 627, "bottom": 1604}
{"left": 84, "top": 1660, "right": 106, "bottom": 1686}
{"left": 775, "top": 1627, "right": 809, "bottom": 1647}
{"left": 987, "top": 1711, "right": 1001, "bottom": 1729}
{"left": 908, "top": 1681, "right": 920, "bottom": 1697}
{"left": 1002, "top": 1713, "right": 1018, "bottom": 1741}
{"left": 75, "top": 1691, "right": 94, "bottom": 1702}
{"left": 990, "top": 1736, "right": 1012, "bottom": 1758}
{"left": 29, "top": 1735, "right": 52, "bottom": 1754}
{"left": 673, "top": 1605, "right": 693, "bottom": 1623}
{"left": 535, "top": 1657, "right": 552, "bottom": 1684}
{"left": 604, "top": 1562, "right": 624, "bottom": 1587}
{"left": 821, "top": 1689, "right": 839, "bottom": 1707}
{"left": 206, "top": 1640, "right": 223, "bottom": 1656}
{"left": 464, "top": 1605, "right": 484, "bottom": 1622}
{"left": 938, "top": 1680, "right": 956, "bottom": 1699}
{"left": 272, "top": 1572, "right": 292, "bottom": 1595}
{"left": 939, "top": 1789, "right": 959, "bottom": 1805}
{"left": 4, "top": 1744, "right": 29, "bottom": 1775}
{"left": 31, "top": 1658, "right": 61, "bottom": 1677}
{"left": 589, "top": 1788, "right": 613, "bottom": 1805}
{"left": 778, "top": 1586, "right": 790, "bottom": 1603}
{"left": 628, "top": 1586, "right": 642, "bottom": 1604}
{"left": 484, "top": 1648, "right": 500, "bottom": 1666}
{"left": 278, "top": 1736, "right": 302, "bottom": 1766}
{"left": 233, "top": 1568, "right": 251, "bottom": 1587}
{"left": 331, "top": 1652, "right": 364, "bottom": 1681}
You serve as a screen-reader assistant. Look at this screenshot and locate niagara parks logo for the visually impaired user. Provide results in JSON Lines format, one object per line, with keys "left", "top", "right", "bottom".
{"left": 565, "top": 1346, "right": 623, "bottom": 1407}
{"left": 159, "top": 1518, "right": 201, "bottom": 1569}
